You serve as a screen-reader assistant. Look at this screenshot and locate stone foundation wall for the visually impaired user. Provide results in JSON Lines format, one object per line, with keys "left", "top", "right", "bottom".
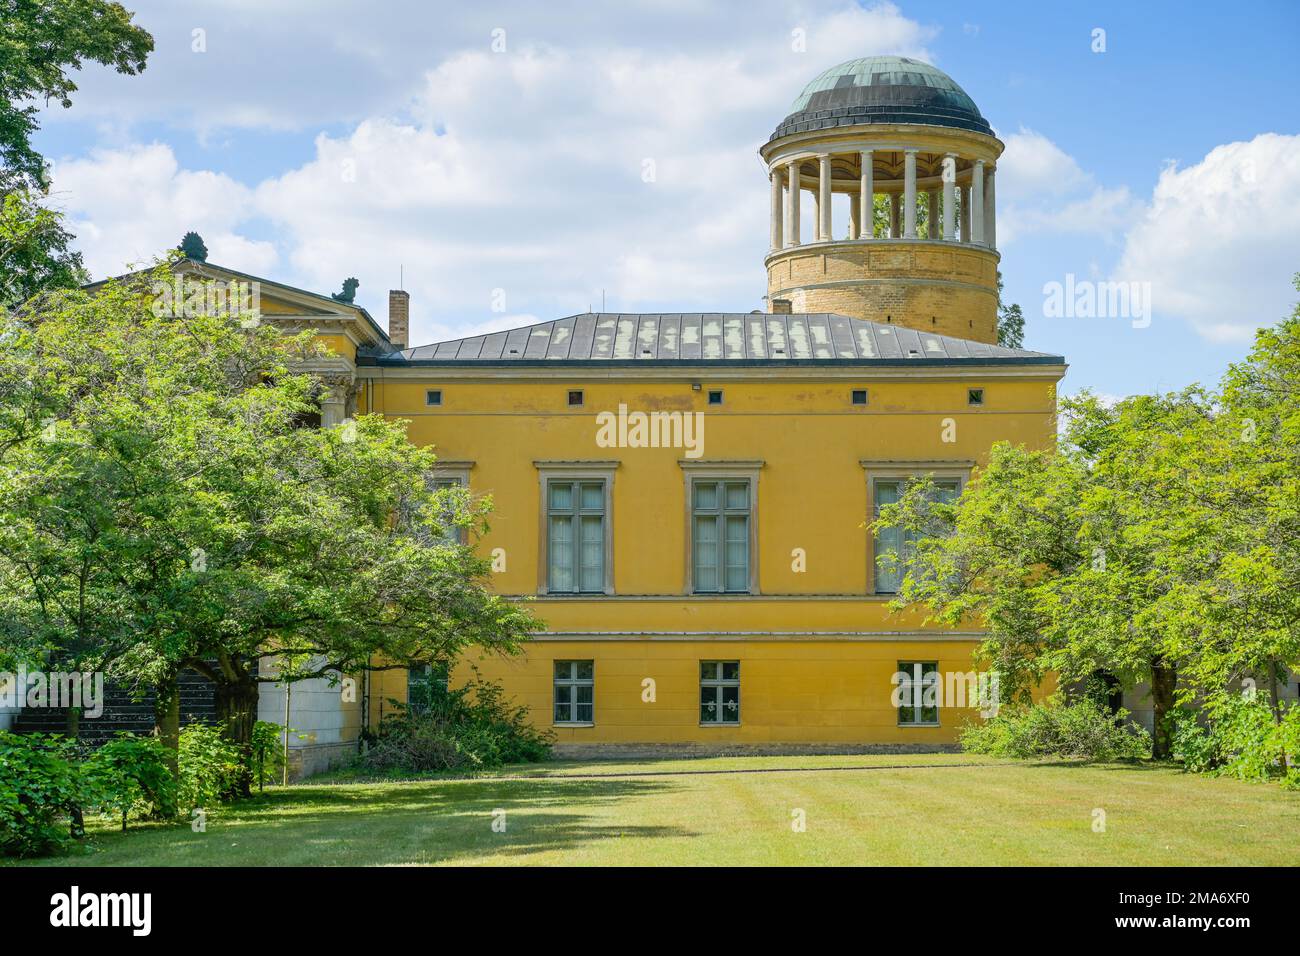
{"left": 287, "top": 740, "right": 358, "bottom": 781}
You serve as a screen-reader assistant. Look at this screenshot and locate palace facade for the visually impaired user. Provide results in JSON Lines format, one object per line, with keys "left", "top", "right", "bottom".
{"left": 160, "top": 57, "right": 1070, "bottom": 772}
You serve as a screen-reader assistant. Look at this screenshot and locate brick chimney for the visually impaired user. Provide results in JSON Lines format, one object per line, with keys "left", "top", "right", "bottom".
{"left": 771, "top": 298, "right": 792, "bottom": 314}
{"left": 388, "top": 289, "right": 409, "bottom": 350}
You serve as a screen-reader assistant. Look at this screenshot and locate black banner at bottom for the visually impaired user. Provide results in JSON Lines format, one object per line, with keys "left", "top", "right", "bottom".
{"left": 0, "top": 866, "right": 1280, "bottom": 940}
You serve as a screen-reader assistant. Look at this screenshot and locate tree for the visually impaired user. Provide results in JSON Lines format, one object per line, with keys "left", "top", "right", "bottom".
{"left": 0, "top": 261, "right": 537, "bottom": 795}
{"left": 876, "top": 279, "right": 1300, "bottom": 759}
{"left": 995, "top": 272, "right": 1025, "bottom": 349}
{"left": 875, "top": 392, "right": 1222, "bottom": 758}
{"left": 0, "top": 0, "right": 153, "bottom": 191}
{"left": 0, "top": 190, "right": 89, "bottom": 307}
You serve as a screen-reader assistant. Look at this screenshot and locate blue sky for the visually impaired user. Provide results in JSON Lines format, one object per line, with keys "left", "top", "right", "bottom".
{"left": 33, "top": 0, "right": 1300, "bottom": 400}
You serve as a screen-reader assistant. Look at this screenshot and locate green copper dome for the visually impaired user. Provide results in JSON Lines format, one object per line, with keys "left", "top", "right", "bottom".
{"left": 771, "top": 56, "right": 992, "bottom": 140}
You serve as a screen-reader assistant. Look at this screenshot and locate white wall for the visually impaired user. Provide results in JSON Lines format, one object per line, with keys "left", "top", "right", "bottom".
{"left": 257, "top": 657, "right": 362, "bottom": 748}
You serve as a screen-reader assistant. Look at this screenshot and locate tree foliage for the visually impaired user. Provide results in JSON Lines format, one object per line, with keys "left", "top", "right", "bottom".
{"left": 0, "top": 189, "right": 88, "bottom": 306}
{"left": 876, "top": 275, "right": 1300, "bottom": 762}
{"left": 0, "top": 0, "right": 153, "bottom": 191}
{"left": 995, "top": 272, "right": 1025, "bottom": 349}
{"left": 0, "top": 260, "right": 539, "bottom": 790}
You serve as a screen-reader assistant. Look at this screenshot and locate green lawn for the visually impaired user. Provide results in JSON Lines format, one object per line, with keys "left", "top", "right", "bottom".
{"left": 16, "top": 753, "right": 1300, "bottom": 866}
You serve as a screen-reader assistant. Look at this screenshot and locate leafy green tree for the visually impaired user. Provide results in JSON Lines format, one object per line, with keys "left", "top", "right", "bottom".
{"left": 995, "top": 272, "right": 1025, "bottom": 349}
{"left": 0, "top": 190, "right": 88, "bottom": 306}
{"left": 0, "top": 0, "right": 153, "bottom": 190}
{"left": 876, "top": 281, "right": 1300, "bottom": 760}
{"left": 875, "top": 392, "right": 1221, "bottom": 758}
{"left": 0, "top": 261, "right": 537, "bottom": 796}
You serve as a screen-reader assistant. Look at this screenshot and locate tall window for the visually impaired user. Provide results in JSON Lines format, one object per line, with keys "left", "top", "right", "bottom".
{"left": 553, "top": 660, "right": 594, "bottom": 724}
{"left": 700, "top": 661, "right": 740, "bottom": 725}
{"left": 692, "top": 479, "right": 750, "bottom": 593}
{"left": 873, "top": 477, "right": 960, "bottom": 594}
{"left": 896, "top": 661, "right": 939, "bottom": 726}
{"left": 407, "top": 662, "right": 450, "bottom": 716}
{"left": 432, "top": 476, "right": 465, "bottom": 546}
{"left": 547, "top": 480, "right": 606, "bottom": 593}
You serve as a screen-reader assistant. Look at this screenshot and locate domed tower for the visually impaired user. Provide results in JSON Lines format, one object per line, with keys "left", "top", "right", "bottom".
{"left": 760, "top": 56, "right": 1003, "bottom": 344}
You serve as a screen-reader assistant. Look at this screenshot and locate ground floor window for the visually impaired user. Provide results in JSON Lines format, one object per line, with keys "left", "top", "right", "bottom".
{"left": 407, "top": 662, "right": 450, "bottom": 716}
{"left": 554, "top": 660, "right": 594, "bottom": 724}
{"left": 896, "top": 660, "right": 939, "bottom": 726}
{"left": 700, "top": 661, "right": 740, "bottom": 725}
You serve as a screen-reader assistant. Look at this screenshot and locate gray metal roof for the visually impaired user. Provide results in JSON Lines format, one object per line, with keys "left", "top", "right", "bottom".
{"left": 367, "top": 313, "right": 1061, "bottom": 366}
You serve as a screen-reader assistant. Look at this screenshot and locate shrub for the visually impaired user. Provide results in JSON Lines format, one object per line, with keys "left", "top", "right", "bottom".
{"left": 0, "top": 731, "right": 82, "bottom": 857}
{"left": 1168, "top": 708, "right": 1219, "bottom": 773}
{"left": 82, "top": 734, "right": 174, "bottom": 829}
{"left": 1171, "top": 695, "right": 1300, "bottom": 788}
{"left": 248, "top": 720, "right": 286, "bottom": 790}
{"left": 177, "top": 723, "right": 241, "bottom": 810}
{"left": 960, "top": 697, "right": 1150, "bottom": 760}
{"left": 363, "top": 672, "right": 551, "bottom": 773}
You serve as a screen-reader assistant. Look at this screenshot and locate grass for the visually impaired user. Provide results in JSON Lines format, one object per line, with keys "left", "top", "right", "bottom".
{"left": 14, "top": 753, "right": 1300, "bottom": 866}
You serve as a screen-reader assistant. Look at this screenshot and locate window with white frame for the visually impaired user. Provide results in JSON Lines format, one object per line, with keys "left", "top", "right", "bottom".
{"left": 691, "top": 479, "right": 751, "bottom": 593}
{"left": 700, "top": 661, "right": 740, "bottom": 725}
{"left": 431, "top": 475, "right": 466, "bottom": 546}
{"left": 553, "top": 660, "right": 594, "bottom": 724}
{"left": 872, "top": 476, "right": 961, "bottom": 594}
{"left": 407, "top": 662, "right": 450, "bottom": 716}
{"left": 896, "top": 660, "right": 940, "bottom": 726}
{"left": 546, "top": 479, "right": 607, "bottom": 593}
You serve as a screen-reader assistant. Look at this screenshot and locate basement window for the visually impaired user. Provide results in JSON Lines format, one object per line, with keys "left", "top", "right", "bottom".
{"left": 426, "top": 389, "right": 443, "bottom": 407}
{"left": 967, "top": 388, "right": 985, "bottom": 407}
{"left": 700, "top": 661, "right": 740, "bottom": 725}
{"left": 707, "top": 389, "right": 724, "bottom": 406}
{"left": 852, "top": 388, "right": 868, "bottom": 406}
{"left": 568, "top": 389, "right": 584, "bottom": 407}
{"left": 897, "top": 661, "right": 940, "bottom": 726}
{"left": 554, "top": 660, "right": 594, "bottom": 725}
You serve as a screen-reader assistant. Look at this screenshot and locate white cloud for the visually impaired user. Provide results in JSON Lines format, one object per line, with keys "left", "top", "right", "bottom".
{"left": 49, "top": 144, "right": 276, "bottom": 277}
{"left": 995, "top": 128, "right": 1140, "bottom": 244}
{"left": 1113, "top": 133, "right": 1300, "bottom": 343}
{"left": 50, "top": 1, "right": 941, "bottom": 346}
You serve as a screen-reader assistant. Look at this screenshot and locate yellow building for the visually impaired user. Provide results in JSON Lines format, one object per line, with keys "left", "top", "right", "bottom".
{"left": 170, "top": 56, "right": 1066, "bottom": 769}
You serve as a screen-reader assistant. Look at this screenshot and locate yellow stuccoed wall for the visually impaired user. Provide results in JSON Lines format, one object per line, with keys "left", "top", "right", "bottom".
{"left": 358, "top": 368, "right": 1061, "bottom": 748}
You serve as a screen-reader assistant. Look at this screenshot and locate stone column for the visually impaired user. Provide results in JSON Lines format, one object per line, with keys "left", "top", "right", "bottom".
{"left": 927, "top": 188, "right": 939, "bottom": 239}
{"left": 889, "top": 192, "right": 901, "bottom": 238}
{"left": 785, "top": 160, "right": 800, "bottom": 247}
{"left": 319, "top": 375, "right": 353, "bottom": 429}
{"left": 769, "top": 167, "right": 783, "bottom": 252}
{"left": 959, "top": 184, "right": 971, "bottom": 243}
{"left": 848, "top": 192, "right": 860, "bottom": 239}
{"left": 903, "top": 149, "right": 918, "bottom": 239}
{"left": 972, "top": 159, "right": 985, "bottom": 246}
{"left": 859, "top": 150, "right": 873, "bottom": 240}
{"left": 942, "top": 154, "right": 956, "bottom": 240}
{"left": 984, "top": 166, "right": 996, "bottom": 250}
{"left": 818, "top": 153, "right": 832, "bottom": 242}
